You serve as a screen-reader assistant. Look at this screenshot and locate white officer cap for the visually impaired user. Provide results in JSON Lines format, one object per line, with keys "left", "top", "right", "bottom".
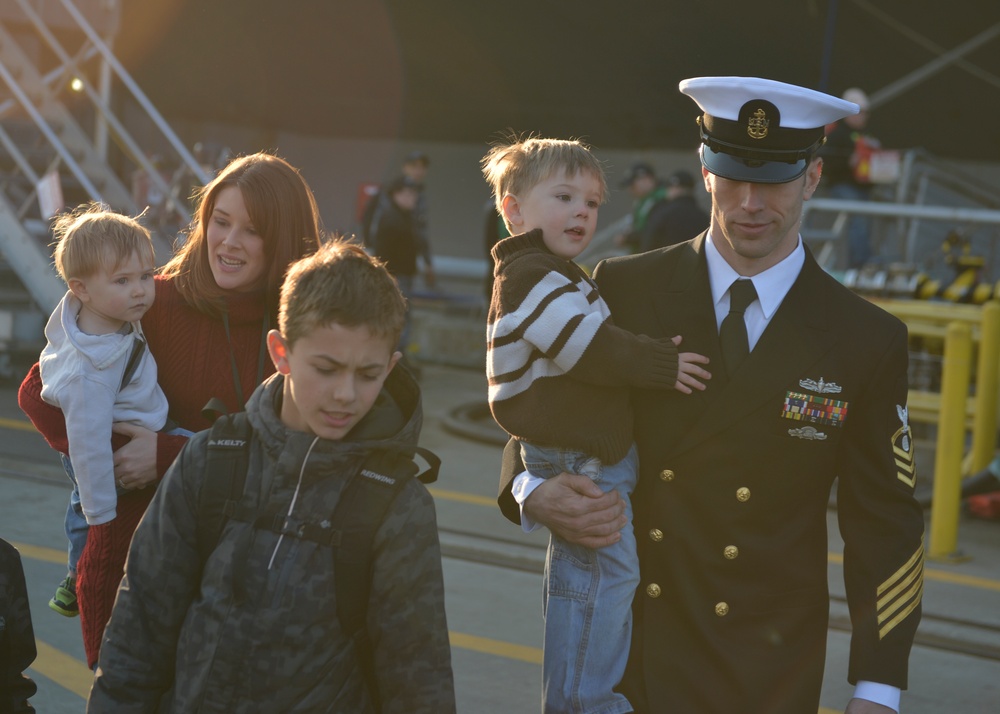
{"left": 679, "top": 76, "right": 860, "bottom": 183}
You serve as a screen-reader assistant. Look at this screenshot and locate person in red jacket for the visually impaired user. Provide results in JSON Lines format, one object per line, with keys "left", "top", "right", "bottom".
{"left": 19, "top": 151, "right": 322, "bottom": 668}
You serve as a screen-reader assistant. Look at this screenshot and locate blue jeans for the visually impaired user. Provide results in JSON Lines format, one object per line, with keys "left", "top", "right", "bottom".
{"left": 829, "top": 182, "right": 874, "bottom": 268}
{"left": 60, "top": 426, "right": 194, "bottom": 576}
{"left": 521, "top": 442, "right": 639, "bottom": 714}
{"left": 60, "top": 454, "right": 88, "bottom": 578}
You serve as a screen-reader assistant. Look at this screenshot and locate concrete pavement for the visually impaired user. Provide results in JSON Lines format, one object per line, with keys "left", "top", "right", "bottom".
{"left": 1, "top": 361, "right": 999, "bottom": 712}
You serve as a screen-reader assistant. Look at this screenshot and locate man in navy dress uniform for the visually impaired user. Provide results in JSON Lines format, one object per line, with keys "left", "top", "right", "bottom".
{"left": 499, "top": 76, "right": 924, "bottom": 714}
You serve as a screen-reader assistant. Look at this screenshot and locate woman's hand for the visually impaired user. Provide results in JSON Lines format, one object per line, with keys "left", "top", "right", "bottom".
{"left": 111, "top": 423, "right": 158, "bottom": 489}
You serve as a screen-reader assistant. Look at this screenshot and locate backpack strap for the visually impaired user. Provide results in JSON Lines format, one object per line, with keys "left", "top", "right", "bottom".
{"left": 118, "top": 336, "right": 146, "bottom": 392}
{"left": 196, "top": 412, "right": 254, "bottom": 563}
{"left": 193, "top": 423, "right": 441, "bottom": 713}
{"left": 333, "top": 445, "right": 438, "bottom": 712}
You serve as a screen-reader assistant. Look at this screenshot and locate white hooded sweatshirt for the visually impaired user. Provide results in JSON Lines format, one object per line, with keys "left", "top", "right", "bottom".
{"left": 39, "top": 291, "right": 168, "bottom": 525}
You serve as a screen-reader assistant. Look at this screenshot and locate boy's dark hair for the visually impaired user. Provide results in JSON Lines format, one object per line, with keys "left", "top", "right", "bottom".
{"left": 51, "top": 202, "right": 154, "bottom": 284}
{"left": 278, "top": 239, "right": 406, "bottom": 348}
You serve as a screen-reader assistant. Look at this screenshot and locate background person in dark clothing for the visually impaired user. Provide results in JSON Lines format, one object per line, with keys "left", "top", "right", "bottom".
{"left": 360, "top": 151, "right": 436, "bottom": 288}
{"left": 613, "top": 161, "right": 668, "bottom": 253}
{"left": 0, "top": 538, "right": 37, "bottom": 713}
{"left": 820, "top": 87, "right": 879, "bottom": 268}
{"left": 369, "top": 175, "right": 428, "bottom": 357}
{"left": 639, "top": 169, "right": 710, "bottom": 252}
{"left": 482, "top": 198, "right": 510, "bottom": 302}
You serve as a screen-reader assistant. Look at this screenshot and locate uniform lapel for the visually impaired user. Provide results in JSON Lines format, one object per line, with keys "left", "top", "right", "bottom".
{"left": 650, "top": 234, "right": 720, "bottom": 414}
{"left": 670, "top": 251, "right": 841, "bottom": 458}
{"left": 651, "top": 234, "right": 721, "bottom": 372}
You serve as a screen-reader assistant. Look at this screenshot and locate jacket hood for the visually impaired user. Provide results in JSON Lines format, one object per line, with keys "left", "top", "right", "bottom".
{"left": 245, "top": 363, "right": 424, "bottom": 463}
{"left": 41, "top": 291, "right": 140, "bottom": 371}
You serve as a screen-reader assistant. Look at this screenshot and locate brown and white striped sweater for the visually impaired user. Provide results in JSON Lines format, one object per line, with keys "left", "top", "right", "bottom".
{"left": 487, "top": 230, "right": 679, "bottom": 465}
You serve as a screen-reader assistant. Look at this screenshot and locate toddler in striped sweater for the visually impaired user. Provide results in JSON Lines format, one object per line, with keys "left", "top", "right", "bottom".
{"left": 482, "top": 137, "right": 711, "bottom": 714}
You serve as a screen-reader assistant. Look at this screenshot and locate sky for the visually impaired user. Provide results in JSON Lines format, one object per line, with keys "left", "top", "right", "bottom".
{"left": 106, "top": 0, "right": 1000, "bottom": 162}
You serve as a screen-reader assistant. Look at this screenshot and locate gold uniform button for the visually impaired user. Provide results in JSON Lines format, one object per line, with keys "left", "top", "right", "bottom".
{"left": 736, "top": 487, "right": 751, "bottom": 502}
{"left": 646, "top": 583, "right": 662, "bottom": 598}
{"left": 724, "top": 545, "right": 739, "bottom": 560}
{"left": 649, "top": 528, "right": 664, "bottom": 542}
{"left": 659, "top": 469, "right": 675, "bottom": 482}
{"left": 715, "top": 602, "right": 730, "bottom": 617}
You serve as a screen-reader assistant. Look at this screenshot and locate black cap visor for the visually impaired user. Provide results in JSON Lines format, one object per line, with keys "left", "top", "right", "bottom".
{"left": 701, "top": 144, "right": 808, "bottom": 184}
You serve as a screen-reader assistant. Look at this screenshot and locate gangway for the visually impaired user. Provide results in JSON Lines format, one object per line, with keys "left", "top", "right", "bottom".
{"left": 803, "top": 148, "right": 1000, "bottom": 275}
{"left": 0, "top": 0, "right": 210, "bottom": 371}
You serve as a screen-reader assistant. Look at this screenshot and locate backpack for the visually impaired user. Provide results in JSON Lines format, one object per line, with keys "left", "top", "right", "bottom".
{"left": 196, "top": 412, "right": 440, "bottom": 711}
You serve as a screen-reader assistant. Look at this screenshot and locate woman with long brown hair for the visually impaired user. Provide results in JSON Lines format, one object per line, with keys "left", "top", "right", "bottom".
{"left": 19, "top": 152, "right": 323, "bottom": 668}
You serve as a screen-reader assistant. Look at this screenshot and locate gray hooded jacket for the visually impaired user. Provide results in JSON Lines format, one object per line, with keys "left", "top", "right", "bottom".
{"left": 88, "top": 367, "right": 455, "bottom": 713}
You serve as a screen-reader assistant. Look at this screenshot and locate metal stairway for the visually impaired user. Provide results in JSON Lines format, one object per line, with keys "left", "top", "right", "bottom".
{"left": 0, "top": 0, "right": 210, "bottom": 370}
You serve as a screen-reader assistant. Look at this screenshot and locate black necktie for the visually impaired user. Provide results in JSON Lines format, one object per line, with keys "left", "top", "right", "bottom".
{"left": 720, "top": 279, "right": 758, "bottom": 377}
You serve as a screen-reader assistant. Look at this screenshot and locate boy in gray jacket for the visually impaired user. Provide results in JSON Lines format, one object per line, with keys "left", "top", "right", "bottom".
{"left": 89, "top": 240, "right": 455, "bottom": 713}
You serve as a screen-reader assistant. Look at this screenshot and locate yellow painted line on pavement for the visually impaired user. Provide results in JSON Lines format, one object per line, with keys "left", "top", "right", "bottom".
{"left": 31, "top": 639, "right": 91, "bottom": 699}
{"left": 41, "top": 536, "right": 1000, "bottom": 598}
{"left": 428, "top": 487, "right": 495, "bottom": 507}
{"left": 828, "top": 552, "right": 1000, "bottom": 592}
{"left": 15, "top": 540, "right": 1000, "bottom": 595}
{"left": 9, "top": 541, "right": 64, "bottom": 565}
{"left": 0, "top": 543, "right": 919, "bottom": 714}
{"left": 924, "top": 568, "right": 1000, "bottom": 591}
{"left": 449, "top": 631, "right": 542, "bottom": 664}
{"left": 0, "top": 416, "right": 36, "bottom": 432}
{"left": 27, "top": 629, "right": 843, "bottom": 712}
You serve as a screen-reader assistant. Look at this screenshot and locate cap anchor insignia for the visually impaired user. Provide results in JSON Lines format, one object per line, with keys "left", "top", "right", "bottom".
{"left": 747, "top": 108, "right": 769, "bottom": 140}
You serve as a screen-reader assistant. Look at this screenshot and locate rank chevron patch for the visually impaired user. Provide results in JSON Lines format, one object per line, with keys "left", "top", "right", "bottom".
{"left": 876, "top": 541, "right": 924, "bottom": 640}
{"left": 893, "top": 404, "right": 916, "bottom": 488}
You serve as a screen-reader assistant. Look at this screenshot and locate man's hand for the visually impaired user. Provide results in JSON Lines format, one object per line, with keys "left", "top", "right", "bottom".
{"left": 112, "top": 423, "right": 158, "bottom": 489}
{"left": 845, "top": 698, "right": 896, "bottom": 714}
{"left": 523, "top": 472, "right": 626, "bottom": 549}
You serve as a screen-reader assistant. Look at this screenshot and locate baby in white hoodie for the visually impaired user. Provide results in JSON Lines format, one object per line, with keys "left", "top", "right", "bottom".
{"left": 38, "top": 203, "right": 169, "bottom": 617}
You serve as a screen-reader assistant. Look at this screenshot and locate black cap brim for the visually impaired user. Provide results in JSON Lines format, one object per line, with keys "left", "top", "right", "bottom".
{"left": 701, "top": 145, "right": 807, "bottom": 184}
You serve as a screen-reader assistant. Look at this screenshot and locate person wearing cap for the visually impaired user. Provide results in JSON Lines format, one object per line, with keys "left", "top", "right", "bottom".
{"left": 613, "top": 161, "right": 669, "bottom": 253}
{"left": 820, "top": 87, "right": 880, "bottom": 268}
{"left": 498, "top": 76, "right": 923, "bottom": 714}
{"left": 638, "top": 169, "right": 710, "bottom": 252}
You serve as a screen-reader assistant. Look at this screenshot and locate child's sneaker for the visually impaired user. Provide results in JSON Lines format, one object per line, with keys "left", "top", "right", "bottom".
{"left": 49, "top": 575, "right": 79, "bottom": 617}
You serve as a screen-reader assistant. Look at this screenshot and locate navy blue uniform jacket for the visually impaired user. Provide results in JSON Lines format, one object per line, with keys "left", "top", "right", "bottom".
{"left": 500, "top": 233, "right": 924, "bottom": 714}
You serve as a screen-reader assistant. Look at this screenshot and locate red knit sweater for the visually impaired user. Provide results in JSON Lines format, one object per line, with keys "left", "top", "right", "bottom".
{"left": 20, "top": 276, "right": 274, "bottom": 473}
{"left": 18, "top": 275, "right": 274, "bottom": 667}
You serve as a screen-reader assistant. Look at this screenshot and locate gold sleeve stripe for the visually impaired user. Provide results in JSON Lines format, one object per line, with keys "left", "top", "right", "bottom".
{"left": 878, "top": 568, "right": 922, "bottom": 623}
{"left": 879, "top": 580, "right": 923, "bottom": 640}
{"left": 877, "top": 542, "right": 924, "bottom": 597}
{"left": 875, "top": 542, "right": 924, "bottom": 640}
{"left": 877, "top": 556, "right": 922, "bottom": 611}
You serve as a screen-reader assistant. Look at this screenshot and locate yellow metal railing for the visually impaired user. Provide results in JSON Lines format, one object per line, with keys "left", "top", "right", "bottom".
{"left": 869, "top": 298, "right": 1000, "bottom": 560}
